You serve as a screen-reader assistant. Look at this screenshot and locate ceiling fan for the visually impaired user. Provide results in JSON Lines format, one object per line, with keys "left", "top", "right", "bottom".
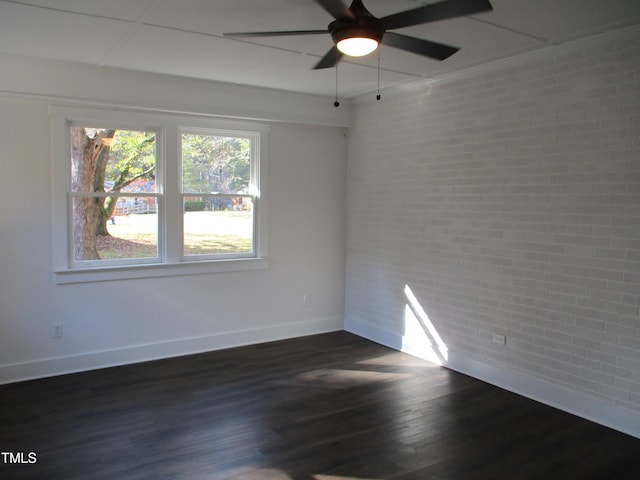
{"left": 224, "top": 0, "right": 493, "bottom": 69}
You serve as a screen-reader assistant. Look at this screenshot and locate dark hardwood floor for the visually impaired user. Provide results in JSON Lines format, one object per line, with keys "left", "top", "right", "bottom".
{"left": 1, "top": 331, "right": 639, "bottom": 479}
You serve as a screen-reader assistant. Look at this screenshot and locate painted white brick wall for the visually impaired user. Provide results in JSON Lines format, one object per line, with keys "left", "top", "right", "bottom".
{"left": 346, "top": 31, "right": 640, "bottom": 418}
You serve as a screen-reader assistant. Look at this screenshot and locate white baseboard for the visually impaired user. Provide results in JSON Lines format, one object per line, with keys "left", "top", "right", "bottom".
{"left": 345, "top": 318, "right": 640, "bottom": 439}
{"left": 0, "top": 316, "right": 343, "bottom": 385}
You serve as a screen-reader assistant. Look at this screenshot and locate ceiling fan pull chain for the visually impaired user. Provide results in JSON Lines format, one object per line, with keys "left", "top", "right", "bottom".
{"left": 376, "top": 48, "right": 381, "bottom": 101}
{"left": 334, "top": 62, "right": 340, "bottom": 107}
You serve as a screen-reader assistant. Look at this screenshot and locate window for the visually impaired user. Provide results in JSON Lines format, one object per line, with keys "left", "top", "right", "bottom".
{"left": 52, "top": 106, "right": 268, "bottom": 283}
{"left": 181, "top": 130, "right": 256, "bottom": 259}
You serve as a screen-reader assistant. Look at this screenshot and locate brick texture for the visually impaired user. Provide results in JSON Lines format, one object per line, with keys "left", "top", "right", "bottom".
{"left": 346, "top": 32, "right": 640, "bottom": 412}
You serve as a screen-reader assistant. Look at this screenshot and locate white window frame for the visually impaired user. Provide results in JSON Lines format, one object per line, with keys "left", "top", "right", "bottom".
{"left": 51, "top": 105, "right": 269, "bottom": 284}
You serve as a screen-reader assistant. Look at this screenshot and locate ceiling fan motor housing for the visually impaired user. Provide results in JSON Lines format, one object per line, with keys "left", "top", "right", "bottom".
{"left": 329, "top": 16, "right": 384, "bottom": 46}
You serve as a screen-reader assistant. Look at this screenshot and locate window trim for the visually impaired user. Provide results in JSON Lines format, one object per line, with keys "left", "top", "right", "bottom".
{"left": 51, "top": 105, "right": 269, "bottom": 284}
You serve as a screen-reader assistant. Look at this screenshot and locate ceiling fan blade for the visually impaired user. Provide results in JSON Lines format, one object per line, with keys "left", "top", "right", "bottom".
{"left": 381, "top": 32, "right": 459, "bottom": 61}
{"left": 223, "top": 29, "right": 328, "bottom": 38}
{"left": 313, "top": 46, "right": 344, "bottom": 69}
{"left": 314, "top": 0, "right": 355, "bottom": 21}
{"left": 381, "top": 0, "right": 493, "bottom": 30}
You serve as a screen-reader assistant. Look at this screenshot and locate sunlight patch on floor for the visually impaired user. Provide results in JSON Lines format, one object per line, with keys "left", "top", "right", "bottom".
{"left": 274, "top": 368, "right": 410, "bottom": 389}
{"left": 218, "top": 467, "right": 293, "bottom": 479}
{"left": 356, "top": 352, "right": 438, "bottom": 368}
{"left": 314, "top": 476, "right": 381, "bottom": 480}
{"left": 217, "top": 466, "right": 382, "bottom": 479}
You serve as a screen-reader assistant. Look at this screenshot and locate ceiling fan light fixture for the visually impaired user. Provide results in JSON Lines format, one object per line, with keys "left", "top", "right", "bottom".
{"left": 337, "top": 36, "right": 378, "bottom": 56}
{"left": 331, "top": 21, "right": 382, "bottom": 57}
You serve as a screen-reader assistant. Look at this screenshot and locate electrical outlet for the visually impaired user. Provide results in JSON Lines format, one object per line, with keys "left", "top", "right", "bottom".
{"left": 492, "top": 334, "right": 506, "bottom": 345}
{"left": 51, "top": 323, "right": 63, "bottom": 338}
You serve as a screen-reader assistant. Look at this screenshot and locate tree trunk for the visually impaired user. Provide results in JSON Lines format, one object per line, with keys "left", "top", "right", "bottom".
{"left": 94, "top": 197, "right": 116, "bottom": 237}
{"left": 71, "top": 128, "right": 115, "bottom": 260}
{"left": 93, "top": 131, "right": 116, "bottom": 237}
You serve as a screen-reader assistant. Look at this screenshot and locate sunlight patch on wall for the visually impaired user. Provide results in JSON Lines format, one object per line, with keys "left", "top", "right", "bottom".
{"left": 403, "top": 285, "right": 448, "bottom": 366}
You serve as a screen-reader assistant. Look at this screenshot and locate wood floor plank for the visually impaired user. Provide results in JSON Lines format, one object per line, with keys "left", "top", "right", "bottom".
{"left": 1, "top": 331, "right": 639, "bottom": 479}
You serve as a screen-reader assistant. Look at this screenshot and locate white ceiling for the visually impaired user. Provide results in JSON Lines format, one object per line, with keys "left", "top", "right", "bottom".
{"left": 1, "top": 0, "right": 639, "bottom": 98}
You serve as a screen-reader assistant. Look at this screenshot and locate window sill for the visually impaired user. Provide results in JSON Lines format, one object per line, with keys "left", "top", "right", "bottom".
{"left": 54, "top": 257, "right": 269, "bottom": 284}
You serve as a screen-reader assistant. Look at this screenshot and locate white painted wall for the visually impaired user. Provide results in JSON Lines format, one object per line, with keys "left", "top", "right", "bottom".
{"left": 0, "top": 59, "right": 347, "bottom": 382}
{"left": 345, "top": 29, "right": 640, "bottom": 437}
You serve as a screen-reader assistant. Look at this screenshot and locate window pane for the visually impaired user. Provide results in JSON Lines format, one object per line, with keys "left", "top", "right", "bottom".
{"left": 72, "top": 196, "right": 158, "bottom": 261}
{"left": 182, "top": 133, "right": 250, "bottom": 194}
{"left": 183, "top": 197, "right": 253, "bottom": 256}
{"left": 70, "top": 127, "right": 156, "bottom": 193}
{"left": 69, "top": 126, "right": 158, "bottom": 263}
